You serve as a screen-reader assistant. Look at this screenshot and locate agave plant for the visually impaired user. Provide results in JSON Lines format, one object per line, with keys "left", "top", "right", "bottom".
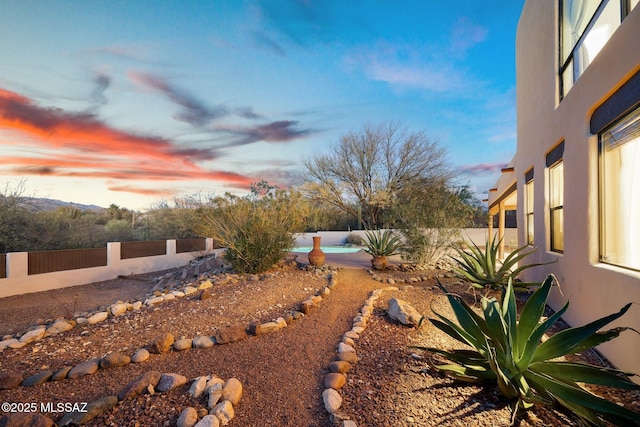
{"left": 414, "top": 275, "right": 640, "bottom": 426}
{"left": 452, "top": 234, "right": 552, "bottom": 291}
{"left": 363, "top": 229, "right": 403, "bottom": 270}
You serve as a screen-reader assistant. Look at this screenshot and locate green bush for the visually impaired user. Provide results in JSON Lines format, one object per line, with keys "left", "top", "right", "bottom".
{"left": 198, "top": 184, "right": 308, "bottom": 274}
{"left": 415, "top": 275, "right": 640, "bottom": 426}
{"left": 451, "top": 234, "right": 552, "bottom": 291}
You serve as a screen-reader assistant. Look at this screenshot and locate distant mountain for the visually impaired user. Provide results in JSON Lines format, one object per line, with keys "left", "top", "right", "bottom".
{"left": 25, "top": 198, "right": 106, "bottom": 212}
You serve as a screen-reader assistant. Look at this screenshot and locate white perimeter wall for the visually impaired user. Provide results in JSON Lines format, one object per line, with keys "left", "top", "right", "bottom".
{"left": 0, "top": 239, "right": 217, "bottom": 298}
{"left": 295, "top": 228, "right": 517, "bottom": 248}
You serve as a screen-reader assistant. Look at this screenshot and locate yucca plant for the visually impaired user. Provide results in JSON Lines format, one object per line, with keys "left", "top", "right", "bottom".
{"left": 452, "top": 234, "right": 552, "bottom": 291}
{"left": 363, "top": 229, "right": 403, "bottom": 270}
{"left": 414, "top": 275, "right": 640, "bottom": 426}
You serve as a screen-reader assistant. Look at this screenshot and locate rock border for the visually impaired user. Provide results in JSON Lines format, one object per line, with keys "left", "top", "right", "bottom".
{"left": 0, "top": 262, "right": 340, "bottom": 426}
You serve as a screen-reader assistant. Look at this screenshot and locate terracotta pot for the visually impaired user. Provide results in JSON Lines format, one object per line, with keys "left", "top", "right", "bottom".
{"left": 308, "top": 236, "right": 326, "bottom": 266}
{"left": 371, "top": 255, "right": 387, "bottom": 270}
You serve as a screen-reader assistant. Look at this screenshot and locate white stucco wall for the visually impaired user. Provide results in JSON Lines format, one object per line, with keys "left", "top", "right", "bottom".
{"left": 512, "top": 1, "right": 640, "bottom": 375}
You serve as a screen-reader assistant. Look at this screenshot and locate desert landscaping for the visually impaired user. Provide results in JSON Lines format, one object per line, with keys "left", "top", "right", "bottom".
{"left": 1, "top": 251, "right": 639, "bottom": 427}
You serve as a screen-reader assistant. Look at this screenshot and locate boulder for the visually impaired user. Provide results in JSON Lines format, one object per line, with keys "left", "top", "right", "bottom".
{"left": 177, "top": 407, "right": 199, "bottom": 427}
{"left": 0, "top": 371, "right": 23, "bottom": 390}
{"left": 214, "top": 326, "right": 247, "bottom": 345}
{"left": 118, "top": 371, "right": 162, "bottom": 400}
{"left": 148, "top": 332, "right": 174, "bottom": 354}
{"left": 221, "top": 378, "right": 242, "bottom": 406}
{"left": 100, "top": 351, "right": 131, "bottom": 369}
{"left": 156, "top": 373, "right": 187, "bottom": 392}
{"left": 387, "top": 298, "right": 422, "bottom": 327}
{"left": 67, "top": 358, "right": 100, "bottom": 379}
{"left": 0, "top": 413, "right": 56, "bottom": 427}
{"left": 58, "top": 395, "right": 117, "bottom": 426}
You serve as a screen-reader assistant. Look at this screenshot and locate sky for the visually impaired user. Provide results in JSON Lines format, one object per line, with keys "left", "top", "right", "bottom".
{"left": 0, "top": 0, "right": 524, "bottom": 211}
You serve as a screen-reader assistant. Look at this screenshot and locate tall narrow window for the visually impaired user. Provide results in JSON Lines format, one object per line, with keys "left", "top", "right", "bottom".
{"left": 600, "top": 105, "right": 640, "bottom": 271}
{"left": 547, "top": 142, "right": 565, "bottom": 253}
{"left": 524, "top": 169, "right": 534, "bottom": 245}
{"left": 559, "top": 0, "right": 637, "bottom": 99}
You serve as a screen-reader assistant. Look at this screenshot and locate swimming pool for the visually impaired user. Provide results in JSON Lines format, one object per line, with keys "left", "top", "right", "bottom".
{"left": 291, "top": 246, "right": 363, "bottom": 254}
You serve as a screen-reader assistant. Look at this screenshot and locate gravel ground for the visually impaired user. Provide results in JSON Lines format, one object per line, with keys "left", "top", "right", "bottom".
{"left": 1, "top": 256, "right": 639, "bottom": 426}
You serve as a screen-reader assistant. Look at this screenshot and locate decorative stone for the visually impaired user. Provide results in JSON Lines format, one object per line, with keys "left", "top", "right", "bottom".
{"left": 198, "top": 280, "right": 213, "bottom": 290}
{"left": 338, "top": 342, "right": 356, "bottom": 353}
{"left": 46, "top": 320, "right": 74, "bottom": 336}
{"left": 325, "top": 372, "right": 346, "bottom": 390}
{"left": 58, "top": 395, "right": 117, "bottom": 426}
{"left": 174, "top": 338, "right": 193, "bottom": 351}
{"left": 146, "top": 296, "right": 164, "bottom": 305}
{"left": 110, "top": 303, "right": 127, "bottom": 316}
{"left": 338, "top": 351, "right": 358, "bottom": 363}
{"left": 51, "top": 366, "right": 72, "bottom": 381}
{"left": 183, "top": 286, "right": 198, "bottom": 295}
{"left": 214, "top": 326, "right": 247, "bottom": 344}
{"left": 329, "top": 361, "right": 351, "bottom": 374}
{"left": 148, "top": 332, "right": 174, "bottom": 354}
{"left": 67, "top": 358, "right": 100, "bottom": 379}
{"left": 0, "top": 371, "right": 23, "bottom": 390}
{"left": 300, "top": 299, "right": 315, "bottom": 314}
{"left": 0, "top": 413, "right": 56, "bottom": 427}
{"left": 211, "top": 400, "right": 234, "bottom": 425}
{"left": 87, "top": 312, "right": 109, "bottom": 325}
{"left": 177, "top": 407, "right": 199, "bottom": 427}
{"left": 322, "top": 388, "right": 342, "bottom": 414}
{"left": 22, "top": 370, "right": 53, "bottom": 386}
{"left": 222, "top": 378, "right": 242, "bottom": 405}
{"left": 194, "top": 414, "right": 220, "bottom": 427}
{"left": 207, "top": 383, "right": 223, "bottom": 408}
{"left": 189, "top": 376, "right": 208, "bottom": 398}
{"left": 0, "top": 338, "right": 20, "bottom": 350}
{"left": 132, "top": 301, "right": 143, "bottom": 310}
{"left": 192, "top": 335, "right": 214, "bottom": 349}
{"left": 156, "top": 373, "right": 187, "bottom": 392}
{"left": 387, "top": 298, "right": 422, "bottom": 327}
{"left": 19, "top": 327, "right": 46, "bottom": 343}
{"left": 131, "top": 348, "right": 150, "bottom": 363}
{"left": 118, "top": 371, "right": 162, "bottom": 400}
{"left": 100, "top": 351, "right": 131, "bottom": 369}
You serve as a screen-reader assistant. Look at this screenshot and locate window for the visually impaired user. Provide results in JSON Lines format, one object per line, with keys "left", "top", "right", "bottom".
{"left": 600, "top": 105, "right": 640, "bottom": 271}
{"left": 560, "top": 0, "right": 637, "bottom": 99}
{"left": 524, "top": 169, "right": 534, "bottom": 245}
{"left": 547, "top": 142, "right": 565, "bottom": 253}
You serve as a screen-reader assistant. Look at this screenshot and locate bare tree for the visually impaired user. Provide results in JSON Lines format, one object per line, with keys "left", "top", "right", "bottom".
{"left": 302, "top": 122, "right": 452, "bottom": 228}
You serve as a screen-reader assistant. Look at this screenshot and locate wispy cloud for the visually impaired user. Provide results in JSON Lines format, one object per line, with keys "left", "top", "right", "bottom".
{"left": 348, "top": 41, "right": 471, "bottom": 93}
{"left": 449, "top": 17, "right": 488, "bottom": 58}
{"left": 217, "top": 120, "right": 314, "bottom": 146}
{"left": 458, "top": 162, "right": 509, "bottom": 176}
{"left": 0, "top": 88, "right": 255, "bottom": 192}
{"left": 128, "top": 71, "right": 228, "bottom": 126}
{"left": 251, "top": 30, "right": 286, "bottom": 56}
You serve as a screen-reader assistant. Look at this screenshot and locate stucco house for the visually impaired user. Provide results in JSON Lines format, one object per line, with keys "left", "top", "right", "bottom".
{"left": 488, "top": 0, "right": 639, "bottom": 376}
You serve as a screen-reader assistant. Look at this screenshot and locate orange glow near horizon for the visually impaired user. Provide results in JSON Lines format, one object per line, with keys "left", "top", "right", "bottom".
{"left": 0, "top": 88, "right": 255, "bottom": 190}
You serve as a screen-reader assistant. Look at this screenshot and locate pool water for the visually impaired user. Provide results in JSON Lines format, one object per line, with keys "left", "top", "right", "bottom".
{"left": 291, "top": 246, "right": 363, "bottom": 254}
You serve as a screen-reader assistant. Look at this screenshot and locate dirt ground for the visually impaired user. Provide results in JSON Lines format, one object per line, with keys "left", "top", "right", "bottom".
{"left": 1, "top": 252, "right": 639, "bottom": 426}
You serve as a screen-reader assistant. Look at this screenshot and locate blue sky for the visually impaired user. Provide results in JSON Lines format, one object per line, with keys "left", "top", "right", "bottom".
{"left": 0, "top": 0, "right": 524, "bottom": 211}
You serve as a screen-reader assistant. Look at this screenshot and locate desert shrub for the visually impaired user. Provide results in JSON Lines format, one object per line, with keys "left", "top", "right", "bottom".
{"left": 392, "top": 182, "right": 472, "bottom": 265}
{"left": 198, "top": 183, "right": 308, "bottom": 274}
{"left": 415, "top": 275, "right": 640, "bottom": 426}
{"left": 344, "top": 232, "right": 364, "bottom": 245}
{"left": 451, "top": 234, "right": 553, "bottom": 292}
